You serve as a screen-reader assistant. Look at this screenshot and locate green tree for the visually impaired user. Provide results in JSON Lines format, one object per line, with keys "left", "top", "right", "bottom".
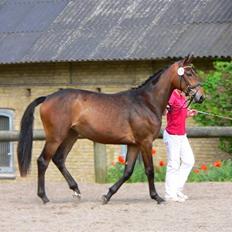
{"left": 193, "top": 60, "right": 232, "bottom": 154}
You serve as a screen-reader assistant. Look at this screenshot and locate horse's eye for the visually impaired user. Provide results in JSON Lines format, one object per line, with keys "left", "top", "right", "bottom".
{"left": 186, "top": 72, "right": 192, "bottom": 77}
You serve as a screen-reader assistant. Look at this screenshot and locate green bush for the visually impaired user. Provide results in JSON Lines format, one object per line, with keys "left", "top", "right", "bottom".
{"left": 106, "top": 156, "right": 166, "bottom": 183}
{"left": 192, "top": 60, "right": 232, "bottom": 154}
{"left": 106, "top": 158, "right": 232, "bottom": 183}
{"left": 106, "top": 161, "right": 148, "bottom": 183}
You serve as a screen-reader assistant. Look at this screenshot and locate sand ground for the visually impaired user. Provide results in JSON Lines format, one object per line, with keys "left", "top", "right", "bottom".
{"left": 0, "top": 181, "right": 232, "bottom": 232}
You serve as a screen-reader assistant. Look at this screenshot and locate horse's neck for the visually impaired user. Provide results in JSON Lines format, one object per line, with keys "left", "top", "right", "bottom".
{"left": 159, "top": 78, "right": 175, "bottom": 111}
{"left": 139, "top": 73, "right": 174, "bottom": 117}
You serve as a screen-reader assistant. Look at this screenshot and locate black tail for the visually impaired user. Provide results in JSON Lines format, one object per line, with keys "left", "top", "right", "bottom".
{"left": 17, "top": 96, "right": 46, "bottom": 177}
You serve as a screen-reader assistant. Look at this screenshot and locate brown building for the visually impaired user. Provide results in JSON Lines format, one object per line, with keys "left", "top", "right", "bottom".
{"left": 0, "top": 0, "right": 231, "bottom": 181}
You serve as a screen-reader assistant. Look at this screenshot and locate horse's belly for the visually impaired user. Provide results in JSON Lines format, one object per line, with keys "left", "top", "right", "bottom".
{"left": 72, "top": 123, "right": 135, "bottom": 145}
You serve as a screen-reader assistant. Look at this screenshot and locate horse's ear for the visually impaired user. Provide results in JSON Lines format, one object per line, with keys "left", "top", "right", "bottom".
{"left": 183, "top": 54, "right": 193, "bottom": 65}
{"left": 187, "top": 54, "right": 193, "bottom": 63}
{"left": 182, "top": 55, "right": 189, "bottom": 65}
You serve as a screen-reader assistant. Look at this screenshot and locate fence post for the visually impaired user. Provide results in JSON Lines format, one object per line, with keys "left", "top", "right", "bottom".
{"left": 93, "top": 142, "right": 107, "bottom": 183}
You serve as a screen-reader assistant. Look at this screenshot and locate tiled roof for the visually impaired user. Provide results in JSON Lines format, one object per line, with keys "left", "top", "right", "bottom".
{"left": 0, "top": 0, "right": 231, "bottom": 64}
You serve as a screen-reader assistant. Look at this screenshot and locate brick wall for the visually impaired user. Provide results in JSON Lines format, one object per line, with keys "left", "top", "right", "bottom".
{"left": 0, "top": 60, "right": 230, "bottom": 182}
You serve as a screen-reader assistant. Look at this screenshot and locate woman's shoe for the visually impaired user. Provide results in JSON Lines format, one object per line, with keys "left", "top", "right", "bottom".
{"left": 177, "top": 192, "right": 189, "bottom": 200}
{"left": 165, "top": 195, "right": 185, "bottom": 203}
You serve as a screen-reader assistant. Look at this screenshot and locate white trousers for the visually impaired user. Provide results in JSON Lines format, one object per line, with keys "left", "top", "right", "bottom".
{"left": 163, "top": 130, "right": 195, "bottom": 197}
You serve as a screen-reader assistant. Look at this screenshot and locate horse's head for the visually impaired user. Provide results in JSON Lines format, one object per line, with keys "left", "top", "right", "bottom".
{"left": 171, "top": 55, "right": 205, "bottom": 103}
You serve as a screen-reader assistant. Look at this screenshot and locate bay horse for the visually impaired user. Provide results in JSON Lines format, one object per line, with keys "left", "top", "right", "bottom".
{"left": 17, "top": 56, "right": 204, "bottom": 204}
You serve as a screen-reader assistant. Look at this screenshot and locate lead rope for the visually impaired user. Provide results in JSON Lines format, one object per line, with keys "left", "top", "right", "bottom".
{"left": 196, "top": 110, "right": 232, "bottom": 121}
{"left": 183, "top": 95, "right": 232, "bottom": 121}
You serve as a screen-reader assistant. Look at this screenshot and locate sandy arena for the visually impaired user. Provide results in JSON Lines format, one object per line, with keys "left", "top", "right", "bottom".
{"left": 0, "top": 181, "right": 232, "bottom": 232}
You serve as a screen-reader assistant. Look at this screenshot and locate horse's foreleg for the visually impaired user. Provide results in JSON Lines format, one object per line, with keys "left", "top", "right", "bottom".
{"left": 102, "top": 145, "right": 139, "bottom": 204}
{"left": 52, "top": 130, "right": 81, "bottom": 198}
{"left": 141, "top": 142, "right": 164, "bottom": 204}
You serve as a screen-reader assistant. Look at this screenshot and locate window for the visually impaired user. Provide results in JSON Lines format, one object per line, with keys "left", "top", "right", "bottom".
{"left": 0, "top": 110, "right": 15, "bottom": 178}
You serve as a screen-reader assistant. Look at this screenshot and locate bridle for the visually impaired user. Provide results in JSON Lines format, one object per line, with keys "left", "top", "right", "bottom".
{"left": 178, "top": 64, "right": 202, "bottom": 107}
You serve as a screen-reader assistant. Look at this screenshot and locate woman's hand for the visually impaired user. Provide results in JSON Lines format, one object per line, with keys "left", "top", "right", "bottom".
{"left": 187, "top": 109, "right": 198, "bottom": 117}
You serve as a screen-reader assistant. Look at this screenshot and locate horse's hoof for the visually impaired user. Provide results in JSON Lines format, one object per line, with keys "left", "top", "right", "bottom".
{"left": 101, "top": 195, "right": 109, "bottom": 205}
{"left": 152, "top": 194, "right": 165, "bottom": 204}
{"left": 73, "top": 191, "right": 81, "bottom": 200}
{"left": 157, "top": 198, "right": 165, "bottom": 204}
{"left": 38, "top": 193, "right": 50, "bottom": 204}
{"left": 155, "top": 196, "right": 165, "bottom": 204}
{"left": 42, "top": 197, "right": 50, "bottom": 204}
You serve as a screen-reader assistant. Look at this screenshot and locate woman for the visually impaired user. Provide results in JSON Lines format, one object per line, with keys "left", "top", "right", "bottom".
{"left": 163, "top": 89, "right": 197, "bottom": 202}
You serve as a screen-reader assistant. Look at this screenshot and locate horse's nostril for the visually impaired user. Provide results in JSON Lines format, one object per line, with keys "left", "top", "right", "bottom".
{"left": 199, "top": 95, "right": 205, "bottom": 103}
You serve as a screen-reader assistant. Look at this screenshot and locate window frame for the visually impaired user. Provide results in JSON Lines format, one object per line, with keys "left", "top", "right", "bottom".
{"left": 0, "top": 109, "right": 15, "bottom": 178}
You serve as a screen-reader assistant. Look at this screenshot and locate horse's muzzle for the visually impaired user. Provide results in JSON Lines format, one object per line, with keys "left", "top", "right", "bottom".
{"left": 194, "top": 93, "right": 205, "bottom": 103}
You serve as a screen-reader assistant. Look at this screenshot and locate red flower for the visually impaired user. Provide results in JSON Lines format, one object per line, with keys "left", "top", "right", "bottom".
{"left": 118, "top": 155, "right": 126, "bottom": 165}
{"left": 111, "top": 161, "right": 115, "bottom": 166}
{"left": 152, "top": 147, "right": 156, "bottom": 156}
{"left": 159, "top": 160, "right": 165, "bottom": 167}
{"left": 200, "top": 164, "right": 208, "bottom": 171}
{"left": 213, "top": 160, "right": 222, "bottom": 168}
{"left": 193, "top": 169, "right": 200, "bottom": 174}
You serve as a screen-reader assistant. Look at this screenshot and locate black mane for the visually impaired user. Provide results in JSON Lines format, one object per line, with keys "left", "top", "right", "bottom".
{"left": 133, "top": 67, "right": 167, "bottom": 90}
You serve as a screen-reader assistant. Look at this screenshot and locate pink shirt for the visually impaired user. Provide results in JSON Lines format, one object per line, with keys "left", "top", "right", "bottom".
{"left": 165, "top": 90, "right": 187, "bottom": 135}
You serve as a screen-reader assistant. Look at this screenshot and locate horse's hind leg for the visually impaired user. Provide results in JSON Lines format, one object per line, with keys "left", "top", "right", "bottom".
{"left": 52, "top": 129, "right": 81, "bottom": 198}
{"left": 102, "top": 145, "right": 139, "bottom": 204}
{"left": 37, "top": 141, "right": 60, "bottom": 203}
